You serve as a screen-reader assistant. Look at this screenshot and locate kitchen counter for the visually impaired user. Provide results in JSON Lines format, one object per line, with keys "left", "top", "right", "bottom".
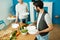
{"left": 0, "top": 22, "right": 36, "bottom": 40}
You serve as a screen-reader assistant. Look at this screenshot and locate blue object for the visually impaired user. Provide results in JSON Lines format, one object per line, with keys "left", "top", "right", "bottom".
{"left": 0, "top": 20, "right": 7, "bottom": 30}
{"left": 43, "top": 0, "right": 60, "bottom": 24}
{"left": 11, "top": 0, "right": 60, "bottom": 24}
{"left": 36, "top": 34, "right": 49, "bottom": 40}
{"left": 26, "top": 21, "right": 32, "bottom": 24}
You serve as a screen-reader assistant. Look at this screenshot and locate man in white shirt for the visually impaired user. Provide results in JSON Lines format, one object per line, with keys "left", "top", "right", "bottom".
{"left": 29, "top": 1, "right": 53, "bottom": 40}
{"left": 15, "top": 0, "right": 28, "bottom": 23}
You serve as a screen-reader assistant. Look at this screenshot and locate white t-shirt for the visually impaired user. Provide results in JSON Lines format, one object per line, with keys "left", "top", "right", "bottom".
{"left": 37, "top": 13, "right": 52, "bottom": 29}
{"left": 15, "top": 2, "right": 28, "bottom": 19}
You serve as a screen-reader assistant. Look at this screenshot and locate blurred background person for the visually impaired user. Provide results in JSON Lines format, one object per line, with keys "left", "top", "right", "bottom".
{"left": 15, "top": 0, "right": 29, "bottom": 23}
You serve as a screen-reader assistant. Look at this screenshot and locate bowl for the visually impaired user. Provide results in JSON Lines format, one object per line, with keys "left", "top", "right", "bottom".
{"left": 27, "top": 26, "right": 38, "bottom": 34}
{"left": 28, "top": 29, "right": 38, "bottom": 34}
{"left": 20, "top": 29, "right": 28, "bottom": 35}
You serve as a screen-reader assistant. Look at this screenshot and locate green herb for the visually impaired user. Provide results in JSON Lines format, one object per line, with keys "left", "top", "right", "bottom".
{"left": 10, "top": 30, "right": 17, "bottom": 40}
{"left": 10, "top": 36, "right": 16, "bottom": 40}
{"left": 21, "top": 29, "right": 28, "bottom": 33}
{"left": 20, "top": 27, "right": 24, "bottom": 30}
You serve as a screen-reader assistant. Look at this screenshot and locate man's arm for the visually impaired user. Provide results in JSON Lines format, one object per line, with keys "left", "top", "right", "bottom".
{"left": 39, "top": 14, "right": 53, "bottom": 33}
{"left": 15, "top": 13, "right": 19, "bottom": 23}
{"left": 39, "top": 24, "right": 53, "bottom": 33}
{"left": 15, "top": 5, "right": 19, "bottom": 23}
{"left": 26, "top": 3, "right": 28, "bottom": 12}
{"left": 26, "top": 7, "right": 28, "bottom": 12}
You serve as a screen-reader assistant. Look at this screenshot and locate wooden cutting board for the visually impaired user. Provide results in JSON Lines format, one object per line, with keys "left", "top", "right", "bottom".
{"left": 0, "top": 22, "right": 36, "bottom": 40}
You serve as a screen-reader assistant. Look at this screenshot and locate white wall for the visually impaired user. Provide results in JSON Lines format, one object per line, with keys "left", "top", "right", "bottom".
{"left": 0, "top": 0, "right": 13, "bottom": 25}
{"left": 30, "top": 2, "right": 53, "bottom": 22}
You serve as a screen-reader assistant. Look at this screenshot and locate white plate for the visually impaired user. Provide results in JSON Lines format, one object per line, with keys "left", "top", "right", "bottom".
{"left": 27, "top": 26, "right": 38, "bottom": 34}
{"left": 27, "top": 26, "right": 36, "bottom": 31}
{"left": 28, "top": 29, "right": 38, "bottom": 34}
{"left": 11, "top": 23, "right": 19, "bottom": 28}
{"left": 22, "top": 12, "right": 29, "bottom": 16}
{"left": 7, "top": 17, "right": 16, "bottom": 20}
{"left": 19, "top": 12, "right": 29, "bottom": 19}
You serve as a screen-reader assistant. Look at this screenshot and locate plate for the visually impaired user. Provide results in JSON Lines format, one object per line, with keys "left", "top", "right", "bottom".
{"left": 7, "top": 17, "right": 16, "bottom": 20}
{"left": 28, "top": 29, "right": 38, "bottom": 34}
{"left": 19, "top": 12, "right": 29, "bottom": 19}
{"left": 11, "top": 23, "right": 19, "bottom": 28}
{"left": 27, "top": 26, "right": 38, "bottom": 34}
{"left": 22, "top": 12, "right": 29, "bottom": 16}
{"left": 27, "top": 26, "right": 36, "bottom": 31}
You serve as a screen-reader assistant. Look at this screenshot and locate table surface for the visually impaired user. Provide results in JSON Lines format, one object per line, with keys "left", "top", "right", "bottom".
{"left": 0, "top": 22, "right": 36, "bottom": 40}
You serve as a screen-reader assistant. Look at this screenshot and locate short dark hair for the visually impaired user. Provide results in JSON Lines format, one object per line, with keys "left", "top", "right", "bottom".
{"left": 33, "top": 1, "right": 44, "bottom": 9}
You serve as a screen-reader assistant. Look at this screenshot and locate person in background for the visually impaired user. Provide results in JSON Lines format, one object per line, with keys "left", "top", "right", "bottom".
{"left": 15, "top": 0, "right": 28, "bottom": 23}
{"left": 29, "top": 1, "right": 53, "bottom": 40}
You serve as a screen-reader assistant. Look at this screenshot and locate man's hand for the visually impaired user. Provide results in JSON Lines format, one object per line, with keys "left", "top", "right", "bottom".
{"left": 34, "top": 31, "right": 40, "bottom": 35}
{"left": 28, "top": 24, "right": 35, "bottom": 26}
{"left": 15, "top": 21, "right": 18, "bottom": 24}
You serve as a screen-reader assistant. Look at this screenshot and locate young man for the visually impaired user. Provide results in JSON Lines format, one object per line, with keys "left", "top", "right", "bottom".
{"left": 30, "top": 1, "right": 53, "bottom": 40}
{"left": 15, "top": 0, "right": 28, "bottom": 23}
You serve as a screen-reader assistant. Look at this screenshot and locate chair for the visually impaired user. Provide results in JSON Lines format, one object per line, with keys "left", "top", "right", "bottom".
{"left": 0, "top": 20, "right": 7, "bottom": 30}
{"left": 26, "top": 21, "right": 32, "bottom": 24}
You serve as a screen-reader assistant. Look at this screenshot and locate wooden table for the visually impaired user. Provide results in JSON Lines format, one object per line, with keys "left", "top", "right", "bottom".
{"left": 0, "top": 22, "right": 36, "bottom": 40}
